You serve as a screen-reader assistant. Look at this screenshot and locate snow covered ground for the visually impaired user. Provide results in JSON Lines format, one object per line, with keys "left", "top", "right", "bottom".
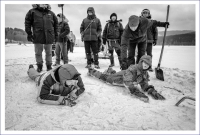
{"left": 5, "top": 44, "right": 196, "bottom": 131}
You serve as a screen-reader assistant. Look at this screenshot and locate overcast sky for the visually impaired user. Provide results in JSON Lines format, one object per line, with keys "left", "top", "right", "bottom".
{"left": 5, "top": 4, "right": 195, "bottom": 39}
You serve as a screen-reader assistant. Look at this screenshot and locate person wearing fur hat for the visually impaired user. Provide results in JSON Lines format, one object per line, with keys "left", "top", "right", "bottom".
{"left": 141, "top": 9, "right": 158, "bottom": 72}
{"left": 80, "top": 7, "right": 102, "bottom": 69}
{"left": 120, "top": 15, "right": 169, "bottom": 70}
{"left": 53, "top": 13, "right": 70, "bottom": 66}
{"left": 87, "top": 55, "right": 165, "bottom": 102}
{"left": 25, "top": 4, "right": 58, "bottom": 72}
{"left": 102, "top": 13, "right": 124, "bottom": 67}
{"left": 27, "top": 64, "right": 85, "bottom": 106}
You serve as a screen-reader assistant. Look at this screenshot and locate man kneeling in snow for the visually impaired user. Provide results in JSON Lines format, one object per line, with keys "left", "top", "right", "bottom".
{"left": 88, "top": 55, "right": 165, "bottom": 102}
{"left": 27, "top": 64, "right": 85, "bottom": 106}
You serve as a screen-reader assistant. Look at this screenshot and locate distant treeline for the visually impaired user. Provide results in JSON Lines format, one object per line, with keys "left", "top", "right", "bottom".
{"left": 5, "top": 27, "right": 29, "bottom": 44}
{"left": 5, "top": 27, "right": 195, "bottom": 46}
{"left": 157, "top": 32, "right": 195, "bottom": 46}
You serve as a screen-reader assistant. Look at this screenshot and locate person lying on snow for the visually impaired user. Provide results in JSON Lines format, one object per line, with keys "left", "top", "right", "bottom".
{"left": 27, "top": 64, "right": 85, "bottom": 106}
{"left": 87, "top": 55, "right": 165, "bottom": 102}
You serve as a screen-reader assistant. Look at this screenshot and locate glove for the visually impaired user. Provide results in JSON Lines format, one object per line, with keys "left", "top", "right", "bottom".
{"left": 153, "top": 40, "right": 157, "bottom": 46}
{"left": 120, "top": 61, "right": 128, "bottom": 70}
{"left": 69, "top": 88, "right": 78, "bottom": 101}
{"left": 65, "top": 98, "right": 77, "bottom": 107}
{"left": 103, "top": 38, "right": 107, "bottom": 45}
{"left": 145, "top": 85, "right": 165, "bottom": 100}
{"left": 27, "top": 35, "right": 34, "bottom": 42}
{"left": 58, "top": 96, "right": 77, "bottom": 107}
{"left": 165, "top": 22, "right": 170, "bottom": 28}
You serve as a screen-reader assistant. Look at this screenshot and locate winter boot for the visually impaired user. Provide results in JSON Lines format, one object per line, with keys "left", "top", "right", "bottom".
{"left": 109, "top": 57, "right": 115, "bottom": 67}
{"left": 85, "top": 64, "right": 92, "bottom": 68}
{"left": 37, "top": 64, "right": 43, "bottom": 73}
{"left": 130, "top": 87, "right": 149, "bottom": 102}
{"left": 29, "top": 64, "right": 34, "bottom": 69}
{"left": 94, "top": 64, "right": 100, "bottom": 69}
{"left": 47, "top": 64, "right": 52, "bottom": 71}
{"left": 103, "top": 67, "right": 116, "bottom": 75}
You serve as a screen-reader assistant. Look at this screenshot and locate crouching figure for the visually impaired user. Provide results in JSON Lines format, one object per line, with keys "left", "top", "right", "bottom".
{"left": 27, "top": 64, "right": 85, "bottom": 106}
{"left": 87, "top": 55, "right": 165, "bottom": 102}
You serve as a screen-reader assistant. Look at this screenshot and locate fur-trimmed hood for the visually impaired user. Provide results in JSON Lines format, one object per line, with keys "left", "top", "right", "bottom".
{"left": 32, "top": 4, "right": 51, "bottom": 10}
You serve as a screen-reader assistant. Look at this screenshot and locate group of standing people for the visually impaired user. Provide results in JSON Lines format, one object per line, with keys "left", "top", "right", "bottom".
{"left": 25, "top": 4, "right": 169, "bottom": 105}
{"left": 25, "top": 4, "right": 76, "bottom": 72}
{"left": 80, "top": 7, "right": 166, "bottom": 71}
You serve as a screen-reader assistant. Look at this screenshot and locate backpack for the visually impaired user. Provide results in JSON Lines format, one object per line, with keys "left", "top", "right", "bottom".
{"left": 106, "top": 22, "right": 120, "bottom": 39}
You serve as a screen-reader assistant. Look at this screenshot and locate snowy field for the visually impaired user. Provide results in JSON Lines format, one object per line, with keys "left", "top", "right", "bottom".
{"left": 5, "top": 44, "right": 196, "bottom": 131}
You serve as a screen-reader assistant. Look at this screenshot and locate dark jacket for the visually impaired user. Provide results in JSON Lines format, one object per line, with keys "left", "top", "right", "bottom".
{"left": 123, "top": 55, "right": 152, "bottom": 90}
{"left": 80, "top": 7, "right": 102, "bottom": 41}
{"left": 121, "top": 17, "right": 166, "bottom": 61}
{"left": 25, "top": 5, "right": 58, "bottom": 44}
{"left": 147, "top": 20, "right": 158, "bottom": 43}
{"left": 57, "top": 20, "right": 70, "bottom": 43}
{"left": 102, "top": 21, "right": 123, "bottom": 40}
{"left": 37, "top": 64, "right": 85, "bottom": 105}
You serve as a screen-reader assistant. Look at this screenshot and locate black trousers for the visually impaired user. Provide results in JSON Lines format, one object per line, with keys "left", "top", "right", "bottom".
{"left": 84, "top": 41, "right": 99, "bottom": 65}
{"left": 146, "top": 43, "right": 153, "bottom": 57}
{"left": 128, "top": 40, "right": 147, "bottom": 66}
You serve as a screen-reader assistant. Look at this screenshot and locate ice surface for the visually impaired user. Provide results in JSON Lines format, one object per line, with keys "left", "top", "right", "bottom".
{"left": 5, "top": 44, "right": 196, "bottom": 130}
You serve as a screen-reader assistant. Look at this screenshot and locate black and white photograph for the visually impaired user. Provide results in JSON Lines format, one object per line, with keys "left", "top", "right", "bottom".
{"left": 1, "top": 0, "right": 199, "bottom": 133}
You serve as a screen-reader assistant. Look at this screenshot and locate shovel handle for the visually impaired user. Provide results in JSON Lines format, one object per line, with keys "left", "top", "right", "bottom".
{"left": 158, "top": 5, "right": 170, "bottom": 68}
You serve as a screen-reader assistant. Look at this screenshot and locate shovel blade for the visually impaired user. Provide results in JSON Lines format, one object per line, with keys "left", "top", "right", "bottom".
{"left": 155, "top": 68, "right": 164, "bottom": 81}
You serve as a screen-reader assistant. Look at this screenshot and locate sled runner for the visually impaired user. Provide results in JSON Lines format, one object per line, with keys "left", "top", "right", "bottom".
{"left": 175, "top": 96, "right": 195, "bottom": 107}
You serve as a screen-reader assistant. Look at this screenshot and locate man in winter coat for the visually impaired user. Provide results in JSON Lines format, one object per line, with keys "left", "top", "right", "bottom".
{"left": 27, "top": 64, "right": 85, "bottom": 106}
{"left": 102, "top": 13, "right": 124, "bottom": 67}
{"left": 141, "top": 9, "right": 158, "bottom": 72}
{"left": 25, "top": 4, "right": 58, "bottom": 72}
{"left": 53, "top": 13, "right": 70, "bottom": 66}
{"left": 87, "top": 55, "right": 165, "bottom": 102}
{"left": 80, "top": 7, "right": 102, "bottom": 69}
{"left": 120, "top": 15, "right": 169, "bottom": 70}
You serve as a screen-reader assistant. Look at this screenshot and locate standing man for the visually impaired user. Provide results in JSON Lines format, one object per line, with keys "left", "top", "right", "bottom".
{"left": 102, "top": 13, "right": 123, "bottom": 67}
{"left": 53, "top": 13, "right": 70, "bottom": 66}
{"left": 80, "top": 7, "right": 102, "bottom": 69}
{"left": 120, "top": 15, "right": 169, "bottom": 70}
{"left": 141, "top": 9, "right": 158, "bottom": 72}
{"left": 25, "top": 4, "right": 58, "bottom": 72}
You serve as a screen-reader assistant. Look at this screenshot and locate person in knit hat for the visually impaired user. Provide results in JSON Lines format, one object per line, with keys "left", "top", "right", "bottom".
{"left": 120, "top": 14, "right": 169, "bottom": 70}
{"left": 87, "top": 55, "right": 165, "bottom": 102}
{"left": 27, "top": 64, "right": 85, "bottom": 106}
{"left": 102, "top": 13, "right": 124, "bottom": 67}
{"left": 141, "top": 9, "right": 158, "bottom": 72}
{"left": 25, "top": 4, "right": 58, "bottom": 72}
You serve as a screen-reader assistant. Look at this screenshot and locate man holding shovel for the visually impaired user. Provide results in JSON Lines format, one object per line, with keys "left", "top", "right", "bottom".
{"left": 120, "top": 15, "right": 169, "bottom": 70}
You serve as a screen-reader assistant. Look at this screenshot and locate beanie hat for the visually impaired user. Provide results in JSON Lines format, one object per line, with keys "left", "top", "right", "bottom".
{"left": 110, "top": 13, "right": 117, "bottom": 20}
{"left": 141, "top": 9, "right": 151, "bottom": 17}
{"left": 128, "top": 15, "right": 140, "bottom": 27}
{"left": 139, "top": 55, "right": 152, "bottom": 67}
{"left": 58, "top": 64, "right": 81, "bottom": 85}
